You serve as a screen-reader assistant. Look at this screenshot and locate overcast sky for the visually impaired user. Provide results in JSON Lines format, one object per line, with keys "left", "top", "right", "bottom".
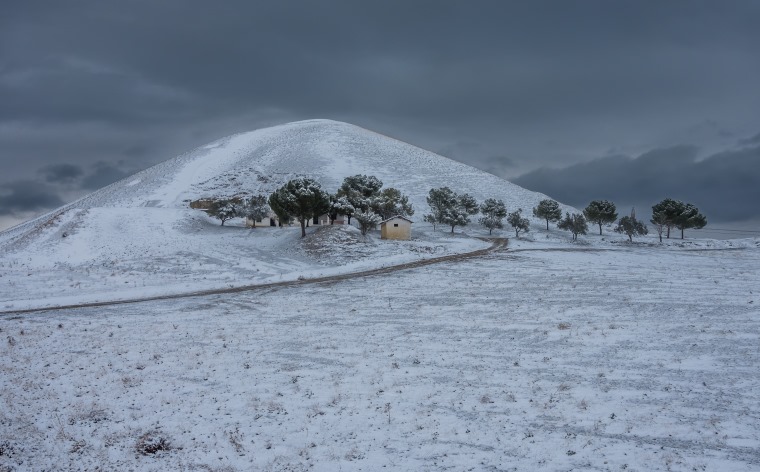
{"left": 2, "top": 1, "right": 759, "bottom": 230}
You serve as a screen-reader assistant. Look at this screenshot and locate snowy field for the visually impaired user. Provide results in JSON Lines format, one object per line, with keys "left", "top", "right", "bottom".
{"left": 2, "top": 239, "right": 759, "bottom": 471}
{"left": 0, "top": 218, "right": 486, "bottom": 312}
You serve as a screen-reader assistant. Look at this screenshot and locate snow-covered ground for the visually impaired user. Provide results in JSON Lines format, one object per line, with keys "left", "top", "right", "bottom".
{"left": 2, "top": 119, "right": 758, "bottom": 470}
{"left": 2, "top": 235, "right": 759, "bottom": 471}
{"left": 0, "top": 215, "right": 487, "bottom": 312}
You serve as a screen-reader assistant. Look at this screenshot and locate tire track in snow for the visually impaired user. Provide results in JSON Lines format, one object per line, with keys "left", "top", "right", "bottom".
{"left": 1, "top": 237, "right": 509, "bottom": 316}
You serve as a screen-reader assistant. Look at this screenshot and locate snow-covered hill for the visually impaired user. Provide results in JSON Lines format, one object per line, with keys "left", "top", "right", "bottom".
{"left": 1, "top": 119, "right": 571, "bottom": 310}
{"left": 0, "top": 119, "right": 570, "bottom": 246}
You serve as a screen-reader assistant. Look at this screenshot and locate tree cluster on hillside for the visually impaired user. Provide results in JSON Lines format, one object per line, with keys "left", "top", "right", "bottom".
{"left": 269, "top": 178, "right": 331, "bottom": 237}
{"left": 333, "top": 175, "right": 414, "bottom": 223}
{"left": 335, "top": 175, "right": 413, "bottom": 229}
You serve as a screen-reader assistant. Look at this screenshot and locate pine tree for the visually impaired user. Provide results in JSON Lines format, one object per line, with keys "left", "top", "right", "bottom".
{"left": 336, "top": 175, "right": 383, "bottom": 221}
{"left": 651, "top": 198, "right": 681, "bottom": 239}
{"left": 424, "top": 187, "right": 453, "bottom": 231}
{"left": 532, "top": 199, "right": 562, "bottom": 230}
{"left": 268, "top": 178, "right": 330, "bottom": 237}
{"left": 506, "top": 209, "right": 530, "bottom": 237}
{"left": 583, "top": 200, "right": 618, "bottom": 235}
{"left": 615, "top": 215, "right": 648, "bottom": 242}
{"left": 445, "top": 193, "right": 479, "bottom": 233}
{"left": 650, "top": 210, "right": 668, "bottom": 243}
{"left": 208, "top": 199, "right": 238, "bottom": 226}
{"left": 328, "top": 195, "right": 355, "bottom": 224}
{"left": 371, "top": 187, "right": 414, "bottom": 220}
{"left": 242, "top": 195, "right": 269, "bottom": 227}
{"left": 354, "top": 210, "right": 382, "bottom": 236}
{"left": 674, "top": 203, "right": 707, "bottom": 239}
{"left": 479, "top": 198, "right": 507, "bottom": 235}
{"left": 558, "top": 212, "right": 588, "bottom": 241}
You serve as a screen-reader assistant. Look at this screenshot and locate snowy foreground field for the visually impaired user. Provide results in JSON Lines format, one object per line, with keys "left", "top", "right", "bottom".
{"left": 2, "top": 242, "right": 760, "bottom": 471}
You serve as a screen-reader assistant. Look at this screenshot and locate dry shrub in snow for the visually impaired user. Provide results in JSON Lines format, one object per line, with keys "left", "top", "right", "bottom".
{"left": 135, "top": 431, "right": 171, "bottom": 455}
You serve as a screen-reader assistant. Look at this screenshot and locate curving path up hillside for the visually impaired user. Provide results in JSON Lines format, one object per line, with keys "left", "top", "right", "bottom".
{"left": 1, "top": 238, "right": 509, "bottom": 316}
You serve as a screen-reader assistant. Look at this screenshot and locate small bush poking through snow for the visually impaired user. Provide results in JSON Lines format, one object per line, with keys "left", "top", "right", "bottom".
{"left": 135, "top": 432, "right": 171, "bottom": 455}
{"left": 558, "top": 322, "right": 571, "bottom": 330}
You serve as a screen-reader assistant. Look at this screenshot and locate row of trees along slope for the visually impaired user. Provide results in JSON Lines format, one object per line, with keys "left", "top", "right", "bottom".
{"left": 423, "top": 187, "right": 530, "bottom": 236}
{"left": 532, "top": 197, "right": 707, "bottom": 242}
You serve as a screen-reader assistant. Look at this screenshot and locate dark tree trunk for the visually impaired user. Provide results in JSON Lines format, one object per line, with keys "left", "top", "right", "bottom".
{"left": 598, "top": 223, "right": 602, "bottom": 235}
{"left": 666, "top": 226, "right": 671, "bottom": 238}
{"left": 300, "top": 219, "right": 306, "bottom": 238}
{"left": 451, "top": 226, "right": 455, "bottom": 233}
{"left": 681, "top": 228, "right": 684, "bottom": 239}
{"left": 546, "top": 219, "right": 549, "bottom": 230}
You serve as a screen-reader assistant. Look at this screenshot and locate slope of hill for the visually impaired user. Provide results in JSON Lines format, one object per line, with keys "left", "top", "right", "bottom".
{"left": 5, "top": 119, "right": 569, "bottom": 229}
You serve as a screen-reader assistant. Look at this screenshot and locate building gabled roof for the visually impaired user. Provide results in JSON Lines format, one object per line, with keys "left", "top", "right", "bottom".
{"left": 380, "top": 215, "right": 414, "bottom": 225}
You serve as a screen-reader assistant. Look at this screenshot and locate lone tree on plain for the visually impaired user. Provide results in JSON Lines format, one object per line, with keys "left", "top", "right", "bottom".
{"left": 268, "top": 178, "right": 330, "bottom": 237}
{"left": 532, "top": 199, "right": 562, "bottom": 230}
{"left": 615, "top": 215, "right": 648, "bottom": 242}
{"left": 354, "top": 210, "right": 382, "bottom": 236}
{"left": 583, "top": 200, "right": 618, "bottom": 235}
{"left": 479, "top": 198, "right": 507, "bottom": 234}
{"left": 242, "top": 195, "right": 269, "bottom": 227}
{"left": 208, "top": 199, "right": 238, "bottom": 226}
{"left": 507, "top": 209, "right": 530, "bottom": 238}
{"left": 425, "top": 187, "right": 479, "bottom": 233}
{"left": 558, "top": 212, "right": 588, "bottom": 241}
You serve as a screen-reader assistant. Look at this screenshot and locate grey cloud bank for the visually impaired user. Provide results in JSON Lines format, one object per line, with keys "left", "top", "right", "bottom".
{"left": 1, "top": 1, "right": 759, "bottom": 229}
{"left": 514, "top": 144, "right": 760, "bottom": 223}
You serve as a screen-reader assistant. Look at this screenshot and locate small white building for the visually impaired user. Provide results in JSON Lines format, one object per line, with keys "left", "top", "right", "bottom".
{"left": 318, "top": 213, "right": 348, "bottom": 226}
{"left": 245, "top": 214, "right": 278, "bottom": 227}
{"left": 380, "top": 216, "right": 413, "bottom": 240}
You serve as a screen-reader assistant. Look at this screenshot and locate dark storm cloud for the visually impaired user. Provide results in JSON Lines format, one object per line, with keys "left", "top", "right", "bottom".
{"left": 39, "top": 163, "right": 84, "bottom": 183}
{"left": 1, "top": 0, "right": 760, "bottom": 229}
{"left": 513, "top": 145, "right": 760, "bottom": 222}
{"left": 80, "top": 162, "right": 131, "bottom": 190}
{"left": 3, "top": 1, "right": 759, "bottom": 129}
{"left": 739, "top": 132, "right": 760, "bottom": 146}
{"left": 0, "top": 181, "right": 64, "bottom": 215}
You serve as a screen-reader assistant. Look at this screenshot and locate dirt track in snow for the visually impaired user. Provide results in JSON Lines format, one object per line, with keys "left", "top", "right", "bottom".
{"left": 0, "top": 237, "right": 509, "bottom": 316}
